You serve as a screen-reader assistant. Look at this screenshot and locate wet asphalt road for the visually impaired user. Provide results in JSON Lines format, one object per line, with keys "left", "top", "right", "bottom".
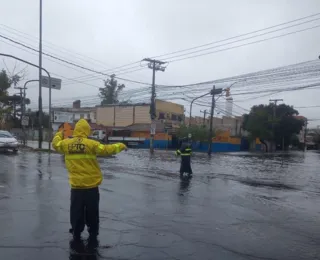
{"left": 0, "top": 150, "right": 320, "bottom": 260}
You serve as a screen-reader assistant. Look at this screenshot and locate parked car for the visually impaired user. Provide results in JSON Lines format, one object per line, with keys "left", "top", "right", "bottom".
{"left": 0, "top": 130, "right": 19, "bottom": 153}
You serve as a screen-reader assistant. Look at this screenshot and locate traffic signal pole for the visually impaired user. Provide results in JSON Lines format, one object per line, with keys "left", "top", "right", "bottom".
{"left": 208, "top": 86, "right": 223, "bottom": 155}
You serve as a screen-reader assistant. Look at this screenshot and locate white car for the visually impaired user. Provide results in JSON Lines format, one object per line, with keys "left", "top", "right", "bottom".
{"left": 0, "top": 130, "right": 19, "bottom": 153}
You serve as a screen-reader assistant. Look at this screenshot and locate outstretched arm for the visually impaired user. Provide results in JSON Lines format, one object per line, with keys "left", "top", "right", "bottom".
{"left": 94, "top": 142, "right": 127, "bottom": 156}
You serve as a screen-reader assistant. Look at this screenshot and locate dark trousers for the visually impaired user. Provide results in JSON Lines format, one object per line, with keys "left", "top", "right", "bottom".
{"left": 70, "top": 187, "right": 100, "bottom": 236}
{"left": 180, "top": 156, "right": 192, "bottom": 175}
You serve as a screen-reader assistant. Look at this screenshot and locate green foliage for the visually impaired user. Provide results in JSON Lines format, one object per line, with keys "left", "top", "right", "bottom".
{"left": 0, "top": 70, "right": 32, "bottom": 128}
{"left": 0, "top": 69, "right": 10, "bottom": 96}
{"left": 99, "top": 74, "right": 125, "bottom": 105}
{"left": 27, "top": 110, "right": 50, "bottom": 128}
{"left": 242, "top": 103, "right": 304, "bottom": 146}
{"left": 176, "top": 124, "right": 215, "bottom": 142}
{"left": 0, "top": 70, "right": 11, "bottom": 127}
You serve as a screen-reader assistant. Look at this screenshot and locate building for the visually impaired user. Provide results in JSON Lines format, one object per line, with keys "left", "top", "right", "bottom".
{"left": 294, "top": 115, "right": 308, "bottom": 145}
{"left": 52, "top": 100, "right": 97, "bottom": 131}
{"left": 96, "top": 99, "right": 184, "bottom": 130}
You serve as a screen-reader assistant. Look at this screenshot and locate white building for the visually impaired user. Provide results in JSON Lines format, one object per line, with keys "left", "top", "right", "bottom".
{"left": 225, "top": 97, "right": 233, "bottom": 117}
{"left": 52, "top": 100, "right": 96, "bottom": 131}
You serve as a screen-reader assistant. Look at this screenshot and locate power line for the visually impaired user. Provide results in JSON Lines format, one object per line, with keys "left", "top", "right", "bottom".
{"left": 161, "top": 17, "right": 320, "bottom": 61}
{"left": 0, "top": 23, "right": 146, "bottom": 79}
{"left": 295, "top": 105, "right": 320, "bottom": 109}
{"left": 63, "top": 15, "right": 320, "bottom": 84}
{"left": 0, "top": 38, "right": 105, "bottom": 89}
{"left": 153, "top": 12, "right": 320, "bottom": 59}
{"left": 0, "top": 33, "right": 152, "bottom": 85}
{"left": 165, "top": 25, "right": 320, "bottom": 63}
{"left": 3, "top": 13, "right": 319, "bottom": 87}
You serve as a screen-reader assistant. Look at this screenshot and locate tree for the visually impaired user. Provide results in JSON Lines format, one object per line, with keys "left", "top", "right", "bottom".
{"left": 242, "top": 103, "right": 304, "bottom": 150}
{"left": 99, "top": 74, "right": 125, "bottom": 105}
{"left": 27, "top": 110, "right": 50, "bottom": 129}
{"left": 0, "top": 68, "right": 30, "bottom": 128}
{"left": 0, "top": 70, "right": 12, "bottom": 128}
{"left": 177, "top": 124, "right": 216, "bottom": 142}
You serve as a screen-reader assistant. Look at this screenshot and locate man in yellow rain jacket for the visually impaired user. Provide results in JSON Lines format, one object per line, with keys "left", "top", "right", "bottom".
{"left": 52, "top": 119, "right": 127, "bottom": 239}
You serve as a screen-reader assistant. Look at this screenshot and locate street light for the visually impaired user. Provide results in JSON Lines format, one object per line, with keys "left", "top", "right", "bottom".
{"left": 22, "top": 80, "right": 39, "bottom": 146}
{"left": 189, "top": 92, "right": 211, "bottom": 127}
{"left": 0, "top": 53, "right": 52, "bottom": 150}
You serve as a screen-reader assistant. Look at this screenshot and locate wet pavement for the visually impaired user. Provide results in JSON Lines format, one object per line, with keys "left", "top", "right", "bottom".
{"left": 0, "top": 150, "right": 320, "bottom": 259}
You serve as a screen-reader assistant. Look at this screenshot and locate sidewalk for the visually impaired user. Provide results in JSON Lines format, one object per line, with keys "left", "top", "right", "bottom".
{"left": 25, "top": 140, "right": 53, "bottom": 150}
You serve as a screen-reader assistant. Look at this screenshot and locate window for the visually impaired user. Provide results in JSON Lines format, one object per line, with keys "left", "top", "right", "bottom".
{"left": 87, "top": 113, "right": 90, "bottom": 119}
{"left": 93, "top": 112, "right": 97, "bottom": 120}
{"left": 171, "top": 114, "right": 177, "bottom": 121}
{"left": 158, "top": 112, "right": 165, "bottom": 120}
{"left": 0, "top": 131, "right": 13, "bottom": 138}
{"left": 80, "top": 114, "right": 84, "bottom": 119}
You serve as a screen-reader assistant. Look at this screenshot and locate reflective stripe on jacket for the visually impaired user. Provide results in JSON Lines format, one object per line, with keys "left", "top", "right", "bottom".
{"left": 52, "top": 119, "right": 125, "bottom": 189}
{"left": 176, "top": 145, "right": 192, "bottom": 157}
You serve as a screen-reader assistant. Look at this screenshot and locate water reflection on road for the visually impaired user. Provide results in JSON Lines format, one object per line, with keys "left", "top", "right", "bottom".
{"left": 0, "top": 149, "right": 319, "bottom": 259}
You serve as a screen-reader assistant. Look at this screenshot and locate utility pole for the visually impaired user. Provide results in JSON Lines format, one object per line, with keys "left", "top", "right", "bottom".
{"left": 269, "top": 99, "right": 283, "bottom": 151}
{"left": 208, "top": 86, "right": 223, "bottom": 155}
{"left": 304, "top": 119, "right": 308, "bottom": 152}
{"left": 200, "top": 110, "right": 207, "bottom": 126}
{"left": 143, "top": 58, "right": 167, "bottom": 153}
{"left": 38, "top": 0, "right": 43, "bottom": 149}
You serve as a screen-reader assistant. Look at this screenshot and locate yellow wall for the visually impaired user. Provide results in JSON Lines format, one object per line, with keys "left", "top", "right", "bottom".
{"left": 229, "top": 137, "right": 241, "bottom": 145}
{"left": 255, "top": 138, "right": 261, "bottom": 144}
{"left": 155, "top": 100, "right": 184, "bottom": 122}
{"left": 96, "top": 100, "right": 184, "bottom": 128}
{"left": 211, "top": 130, "right": 241, "bottom": 144}
{"left": 156, "top": 100, "right": 184, "bottom": 114}
{"left": 96, "top": 105, "right": 150, "bottom": 127}
{"left": 96, "top": 106, "right": 115, "bottom": 126}
{"left": 114, "top": 106, "right": 135, "bottom": 126}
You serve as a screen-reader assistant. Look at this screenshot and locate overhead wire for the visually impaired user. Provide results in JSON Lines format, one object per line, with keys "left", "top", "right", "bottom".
{"left": 161, "top": 17, "right": 320, "bottom": 62}
{"left": 165, "top": 25, "right": 320, "bottom": 63}
{"left": 3, "top": 13, "right": 320, "bottom": 87}
{"left": 152, "top": 12, "right": 320, "bottom": 59}
{"left": 0, "top": 23, "right": 147, "bottom": 81}
{"left": 0, "top": 33, "right": 152, "bottom": 85}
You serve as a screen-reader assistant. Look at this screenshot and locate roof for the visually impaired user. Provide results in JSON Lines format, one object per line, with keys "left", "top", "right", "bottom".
{"left": 294, "top": 115, "right": 307, "bottom": 121}
{"left": 98, "top": 102, "right": 150, "bottom": 108}
{"left": 63, "top": 122, "right": 107, "bottom": 130}
{"left": 53, "top": 107, "right": 96, "bottom": 112}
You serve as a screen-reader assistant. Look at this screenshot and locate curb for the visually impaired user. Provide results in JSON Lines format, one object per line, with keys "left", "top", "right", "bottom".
{"left": 18, "top": 145, "right": 57, "bottom": 153}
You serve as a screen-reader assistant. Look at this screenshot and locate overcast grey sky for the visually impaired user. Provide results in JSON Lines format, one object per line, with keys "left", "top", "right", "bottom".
{"left": 1, "top": 0, "right": 320, "bottom": 125}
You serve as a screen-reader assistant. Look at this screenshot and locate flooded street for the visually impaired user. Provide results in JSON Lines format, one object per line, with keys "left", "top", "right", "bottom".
{"left": 0, "top": 150, "right": 319, "bottom": 259}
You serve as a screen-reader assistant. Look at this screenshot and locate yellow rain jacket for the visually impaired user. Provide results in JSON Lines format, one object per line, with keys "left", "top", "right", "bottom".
{"left": 52, "top": 119, "right": 126, "bottom": 189}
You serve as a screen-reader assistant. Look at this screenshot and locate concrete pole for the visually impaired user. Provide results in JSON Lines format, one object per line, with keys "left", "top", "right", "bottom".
{"left": 208, "top": 86, "right": 216, "bottom": 155}
{"left": 38, "top": 0, "right": 43, "bottom": 149}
